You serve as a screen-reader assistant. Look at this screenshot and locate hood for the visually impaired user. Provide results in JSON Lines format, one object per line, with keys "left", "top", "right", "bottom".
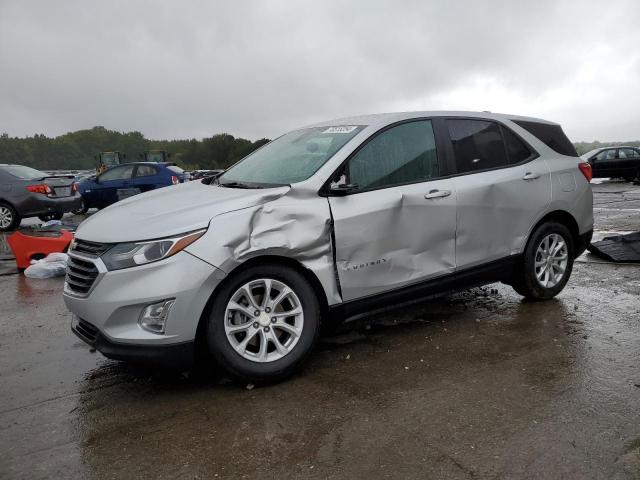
{"left": 75, "top": 181, "right": 290, "bottom": 243}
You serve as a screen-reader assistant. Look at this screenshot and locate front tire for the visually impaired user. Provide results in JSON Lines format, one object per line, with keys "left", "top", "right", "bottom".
{"left": 0, "top": 203, "right": 20, "bottom": 231}
{"left": 511, "top": 222, "right": 574, "bottom": 300}
{"left": 206, "top": 264, "right": 321, "bottom": 383}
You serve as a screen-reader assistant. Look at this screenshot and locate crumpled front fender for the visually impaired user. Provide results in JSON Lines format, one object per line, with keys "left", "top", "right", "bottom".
{"left": 185, "top": 191, "right": 341, "bottom": 305}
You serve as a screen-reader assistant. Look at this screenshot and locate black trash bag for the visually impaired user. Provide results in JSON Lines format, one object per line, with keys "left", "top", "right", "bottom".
{"left": 588, "top": 232, "right": 640, "bottom": 263}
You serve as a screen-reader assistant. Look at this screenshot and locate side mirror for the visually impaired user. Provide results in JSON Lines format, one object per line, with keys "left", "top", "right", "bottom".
{"left": 328, "top": 184, "right": 359, "bottom": 196}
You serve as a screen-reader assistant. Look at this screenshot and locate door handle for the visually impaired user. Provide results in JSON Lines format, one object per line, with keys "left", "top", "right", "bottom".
{"left": 424, "top": 189, "right": 451, "bottom": 199}
{"left": 522, "top": 172, "right": 540, "bottom": 180}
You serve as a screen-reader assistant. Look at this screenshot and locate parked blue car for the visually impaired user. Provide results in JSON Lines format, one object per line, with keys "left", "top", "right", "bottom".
{"left": 74, "top": 162, "right": 187, "bottom": 214}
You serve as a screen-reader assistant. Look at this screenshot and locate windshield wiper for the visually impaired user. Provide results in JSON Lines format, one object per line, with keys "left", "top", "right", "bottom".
{"left": 218, "top": 181, "right": 261, "bottom": 189}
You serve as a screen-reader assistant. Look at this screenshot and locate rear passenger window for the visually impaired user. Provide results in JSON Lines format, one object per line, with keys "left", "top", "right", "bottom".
{"left": 503, "top": 127, "right": 533, "bottom": 164}
{"left": 447, "top": 119, "right": 507, "bottom": 173}
{"left": 346, "top": 120, "right": 439, "bottom": 190}
{"left": 619, "top": 148, "right": 637, "bottom": 158}
{"left": 135, "top": 165, "right": 157, "bottom": 177}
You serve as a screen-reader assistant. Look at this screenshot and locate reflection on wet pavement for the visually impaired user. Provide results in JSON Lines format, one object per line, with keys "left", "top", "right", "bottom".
{"left": 1, "top": 183, "right": 639, "bottom": 479}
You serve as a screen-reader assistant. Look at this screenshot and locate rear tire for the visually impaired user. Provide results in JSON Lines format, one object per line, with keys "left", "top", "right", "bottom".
{"left": 511, "top": 222, "right": 574, "bottom": 301}
{"left": 38, "top": 212, "right": 63, "bottom": 222}
{"left": 72, "top": 198, "right": 88, "bottom": 215}
{"left": 206, "top": 264, "right": 321, "bottom": 383}
{"left": 0, "top": 203, "right": 20, "bottom": 231}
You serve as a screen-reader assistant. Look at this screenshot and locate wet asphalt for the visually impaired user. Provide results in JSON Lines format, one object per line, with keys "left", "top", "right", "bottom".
{"left": 1, "top": 181, "right": 639, "bottom": 480}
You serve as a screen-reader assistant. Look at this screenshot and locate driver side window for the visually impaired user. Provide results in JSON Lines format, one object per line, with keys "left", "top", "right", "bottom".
{"left": 99, "top": 165, "right": 134, "bottom": 181}
{"left": 342, "top": 120, "right": 439, "bottom": 191}
{"left": 595, "top": 149, "right": 617, "bottom": 161}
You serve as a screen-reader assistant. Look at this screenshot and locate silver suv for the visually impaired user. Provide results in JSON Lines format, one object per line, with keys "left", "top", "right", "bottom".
{"left": 64, "top": 111, "right": 593, "bottom": 381}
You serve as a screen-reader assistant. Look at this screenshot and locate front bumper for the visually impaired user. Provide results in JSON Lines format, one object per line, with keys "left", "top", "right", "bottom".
{"left": 71, "top": 316, "right": 195, "bottom": 367}
{"left": 64, "top": 250, "right": 226, "bottom": 365}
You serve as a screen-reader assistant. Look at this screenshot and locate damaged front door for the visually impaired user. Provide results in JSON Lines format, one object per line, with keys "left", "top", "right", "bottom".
{"left": 327, "top": 119, "right": 456, "bottom": 301}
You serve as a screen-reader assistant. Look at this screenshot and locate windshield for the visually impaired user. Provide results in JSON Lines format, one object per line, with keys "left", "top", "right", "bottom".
{"left": 580, "top": 148, "right": 602, "bottom": 160}
{"left": 1, "top": 165, "right": 48, "bottom": 180}
{"left": 101, "top": 153, "right": 119, "bottom": 166}
{"left": 218, "top": 125, "right": 365, "bottom": 186}
{"left": 146, "top": 152, "right": 165, "bottom": 162}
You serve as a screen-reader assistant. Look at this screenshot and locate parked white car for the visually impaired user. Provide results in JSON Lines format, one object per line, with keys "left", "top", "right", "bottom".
{"left": 64, "top": 111, "right": 593, "bottom": 381}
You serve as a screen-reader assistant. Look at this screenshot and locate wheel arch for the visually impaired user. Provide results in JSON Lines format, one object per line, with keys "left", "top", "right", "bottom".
{"left": 526, "top": 210, "right": 581, "bottom": 257}
{"left": 0, "top": 198, "right": 16, "bottom": 208}
{"left": 0, "top": 199, "right": 20, "bottom": 226}
{"left": 194, "top": 254, "right": 330, "bottom": 358}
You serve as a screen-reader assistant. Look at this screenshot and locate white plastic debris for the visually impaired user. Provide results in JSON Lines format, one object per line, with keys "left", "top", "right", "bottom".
{"left": 41, "top": 220, "right": 62, "bottom": 227}
{"left": 24, "top": 252, "right": 68, "bottom": 279}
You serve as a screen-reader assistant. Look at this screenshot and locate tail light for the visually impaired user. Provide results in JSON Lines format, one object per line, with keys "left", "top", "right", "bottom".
{"left": 578, "top": 162, "right": 592, "bottom": 182}
{"left": 171, "top": 175, "right": 179, "bottom": 185}
{"left": 71, "top": 182, "right": 78, "bottom": 193}
{"left": 26, "top": 184, "right": 53, "bottom": 195}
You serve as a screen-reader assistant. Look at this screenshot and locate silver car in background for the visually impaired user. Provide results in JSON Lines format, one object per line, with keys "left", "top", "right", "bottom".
{"left": 63, "top": 111, "right": 593, "bottom": 381}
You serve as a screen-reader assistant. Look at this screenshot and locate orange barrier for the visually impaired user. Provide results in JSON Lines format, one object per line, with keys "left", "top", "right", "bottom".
{"left": 7, "top": 230, "right": 74, "bottom": 270}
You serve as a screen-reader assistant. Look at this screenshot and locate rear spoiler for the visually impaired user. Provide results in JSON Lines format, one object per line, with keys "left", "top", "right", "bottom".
{"left": 39, "top": 175, "right": 76, "bottom": 180}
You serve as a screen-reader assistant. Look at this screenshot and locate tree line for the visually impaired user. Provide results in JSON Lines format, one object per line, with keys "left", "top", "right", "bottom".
{"left": 1, "top": 126, "right": 639, "bottom": 170}
{"left": 0, "top": 127, "right": 270, "bottom": 171}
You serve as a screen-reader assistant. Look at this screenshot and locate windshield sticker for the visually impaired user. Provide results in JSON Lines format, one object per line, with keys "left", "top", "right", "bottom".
{"left": 322, "top": 126, "right": 359, "bottom": 134}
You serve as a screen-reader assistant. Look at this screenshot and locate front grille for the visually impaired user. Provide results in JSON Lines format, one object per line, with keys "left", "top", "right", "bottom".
{"left": 65, "top": 255, "right": 100, "bottom": 295}
{"left": 75, "top": 319, "right": 99, "bottom": 343}
{"left": 71, "top": 239, "right": 110, "bottom": 257}
{"left": 65, "top": 240, "right": 110, "bottom": 296}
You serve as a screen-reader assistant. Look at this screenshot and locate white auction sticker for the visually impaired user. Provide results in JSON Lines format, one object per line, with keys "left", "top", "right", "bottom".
{"left": 322, "top": 126, "right": 358, "bottom": 134}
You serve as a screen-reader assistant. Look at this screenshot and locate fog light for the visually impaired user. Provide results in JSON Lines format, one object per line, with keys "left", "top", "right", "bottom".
{"left": 138, "top": 299, "right": 175, "bottom": 334}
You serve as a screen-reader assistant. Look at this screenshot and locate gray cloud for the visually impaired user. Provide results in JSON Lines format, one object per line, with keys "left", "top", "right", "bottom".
{"left": 1, "top": 0, "right": 639, "bottom": 141}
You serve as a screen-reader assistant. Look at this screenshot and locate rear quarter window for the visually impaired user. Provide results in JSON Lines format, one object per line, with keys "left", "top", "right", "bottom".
{"left": 512, "top": 120, "right": 578, "bottom": 157}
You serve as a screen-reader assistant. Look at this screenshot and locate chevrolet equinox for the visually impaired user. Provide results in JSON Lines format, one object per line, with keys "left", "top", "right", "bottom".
{"left": 64, "top": 111, "right": 594, "bottom": 381}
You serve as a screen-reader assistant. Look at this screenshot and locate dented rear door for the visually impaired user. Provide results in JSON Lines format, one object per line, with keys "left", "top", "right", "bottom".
{"left": 445, "top": 118, "right": 552, "bottom": 269}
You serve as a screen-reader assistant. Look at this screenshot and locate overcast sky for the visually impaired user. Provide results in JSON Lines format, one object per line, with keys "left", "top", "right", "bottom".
{"left": 1, "top": 0, "right": 639, "bottom": 141}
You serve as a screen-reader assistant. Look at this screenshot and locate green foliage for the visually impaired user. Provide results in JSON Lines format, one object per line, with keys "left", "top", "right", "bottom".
{"left": 3, "top": 126, "right": 638, "bottom": 168}
{"left": 0, "top": 126, "right": 270, "bottom": 170}
{"left": 574, "top": 140, "right": 640, "bottom": 156}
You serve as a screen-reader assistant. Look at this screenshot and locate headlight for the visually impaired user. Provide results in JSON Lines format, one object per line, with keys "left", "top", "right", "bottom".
{"left": 101, "top": 229, "right": 206, "bottom": 271}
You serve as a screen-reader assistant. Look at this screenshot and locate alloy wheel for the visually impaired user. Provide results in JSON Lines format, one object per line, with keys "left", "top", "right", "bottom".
{"left": 0, "top": 206, "right": 13, "bottom": 229}
{"left": 534, "top": 233, "right": 568, "bottom": 288}
{"left": 224, "top": 278, "right": 304, "bottom": 363}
